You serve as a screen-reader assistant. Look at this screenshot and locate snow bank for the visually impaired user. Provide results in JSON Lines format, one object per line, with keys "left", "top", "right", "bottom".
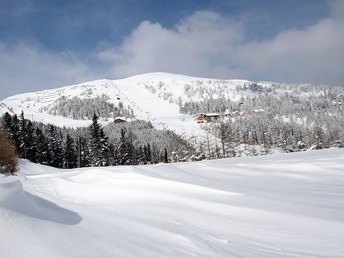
{"left": 1, "top": 149, "right": 344, "bottom": 257}
{"left": 0, "top": 176, "right": 23, "bottom": 200}
{"left": 0, "top": 175, "right": 81, "bottom": 225}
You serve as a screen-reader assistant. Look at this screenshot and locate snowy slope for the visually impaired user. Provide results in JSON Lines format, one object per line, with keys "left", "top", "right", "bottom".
{"left": 1, "top": 148, "right": 344, "bottom": 257}
{"left": 0, "top": 73, "right": 264, "bottom": 137}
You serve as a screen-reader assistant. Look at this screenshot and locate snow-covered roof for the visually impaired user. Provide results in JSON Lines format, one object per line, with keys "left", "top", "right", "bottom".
{"left": 205, "top": 113, "right": 220, "bottom": 117}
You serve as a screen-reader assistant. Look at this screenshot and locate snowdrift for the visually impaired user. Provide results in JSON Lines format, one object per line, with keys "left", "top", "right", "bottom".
{"left": 1, "top": 149, "right": 344, "bottom": 257}
{"left": 0, "top": 176, "right": 81, "bottom": 225}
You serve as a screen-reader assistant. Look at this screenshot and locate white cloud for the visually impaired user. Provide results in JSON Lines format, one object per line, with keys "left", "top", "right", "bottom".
{"left": 1, "top": 5, "right": 343, "bottom": 101}
{"left": 0, "top": 42, "right": 99, "bottom": 100}
{"left": 329, "top": 0, "right": 344, "bottom": 21}
{"left": 99, "top": 9, "right": 344, "bottom": 86}
{"left": 240, "top": 17, "right": 344, "bottom": 85}
{"left": 97, "top": 11, "right": 243, "bottom": 79}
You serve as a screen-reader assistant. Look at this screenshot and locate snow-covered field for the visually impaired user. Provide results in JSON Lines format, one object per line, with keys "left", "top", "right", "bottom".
{"left": 1, "top": 149, "right": 344, "bottom": 258}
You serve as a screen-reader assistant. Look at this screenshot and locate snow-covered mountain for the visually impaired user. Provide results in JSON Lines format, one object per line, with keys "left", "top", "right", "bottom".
{"left": 1, "top": 72, "right": 218, "bottom": 135}
{"left": 0, "top": 72, "right": 318, "bottom": 133}
{"left": 1, "top": 72, "right": 343, "bottom": 156}
{"left": 1, "top": 148, "right": 344, "bottom": 257}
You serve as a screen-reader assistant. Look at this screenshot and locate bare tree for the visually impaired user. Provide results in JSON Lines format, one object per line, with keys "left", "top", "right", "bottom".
{"left": 0, "top": 127, "right": 18, "bottom": 174}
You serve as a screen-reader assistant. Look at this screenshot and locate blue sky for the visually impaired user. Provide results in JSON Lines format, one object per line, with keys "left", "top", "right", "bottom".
{"left": 0, "top": 0, "right": 343, "bottom": 100}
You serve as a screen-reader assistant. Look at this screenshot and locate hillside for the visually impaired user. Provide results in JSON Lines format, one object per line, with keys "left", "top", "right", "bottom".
{"left": 1, "top": 72, "right": 344, "bottom": 159}
{"left": 0, "top": 73, "right": 207, "bottom": 135}
{"left": 1, "top": 148, "right": 344, "bottom": 257}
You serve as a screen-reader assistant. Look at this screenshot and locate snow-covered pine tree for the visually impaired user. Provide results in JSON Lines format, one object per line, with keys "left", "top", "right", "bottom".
{"left": 79, "top": 137, "right": 90, "bottom": 167}
{"left": 88, "top": 113, "right": 111, "bottom": 167}
{"left": 99, "top": 128, "right": 110, "bottom": 166}
{"left": 18, "top": 111, "right": 30, "bottom": 159}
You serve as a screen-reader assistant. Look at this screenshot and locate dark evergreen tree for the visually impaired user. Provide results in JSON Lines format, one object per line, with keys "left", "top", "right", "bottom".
{"left": 99, "top": 128, "right": 110, "bottom": 166}
{"left": 63, "top": 134, "right": 77, "bottom": 168}
{"left": 18, "top": 111, "right": 30, "bottom": 158}
{"left": 137, "top": 145, "right": 144, "bottom": 164}
{"left": 2, "top": 112, "right": 12, "bottom": 131}
{"left": 34, "top": 127, "right": 50, "bottom": 165}
{"left": 88, "top": 114, "right": 110, "bottom": 166}
{"left": 25, "top": 120, "right": 36, "bottom": 162}
{"left": 143, "top": 145, "right": 148, "bottom": 164}
{"left": 127, "top": 141, "right": 137, "bottom": 165}
{"left": 164, "top": 148, "right": 168, "bottom": 163}
{"left": 88, "top": 114, "right": 102, "bottom": 166}
{"left": 2, "top": 113, "right": 19, "bottom": 150}
{"left": 108, "top": 142, "right": 116, "bottom": 166}
{"left": 79, "top": 137, "right": 90, "bottom": 167}
{"left": 118, "top": 128, "right": 128, "bottom": 165}
{"left": 145, "top": 143, "right": 152, "bottom": 164}
{"left": 151, "top": 144, "right": 160, "bottom": 164}
{"left": 10, "top": 114, "right": 20, "bottom": 152}
{"left": 116, "top": 128, "right": 137, "bottom": 165}
{"left": 48, "top": 125, "right": 63, "bottom": 168}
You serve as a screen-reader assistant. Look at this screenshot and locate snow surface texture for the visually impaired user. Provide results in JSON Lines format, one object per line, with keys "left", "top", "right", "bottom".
{"left": 1, "top": 149, "right": 344, "bottom": 257}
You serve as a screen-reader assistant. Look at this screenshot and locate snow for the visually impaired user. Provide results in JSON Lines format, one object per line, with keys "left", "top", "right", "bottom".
{"left": 1, "top": 149, "right": 344, "bottom": 257}
{"left": 0, "top": 72, "right": 252, "bottom": 139}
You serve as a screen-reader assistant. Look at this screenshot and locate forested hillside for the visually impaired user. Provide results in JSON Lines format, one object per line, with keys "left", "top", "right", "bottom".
{"left": 1, "top": 112, "right": 192, "bottom": 169}
{"left": 178, "top": 83, "right": 344, "bottom": 157}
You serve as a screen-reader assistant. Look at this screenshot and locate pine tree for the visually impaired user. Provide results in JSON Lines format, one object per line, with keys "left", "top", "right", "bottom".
{"left": 47, "top": 125, "right": 63, "bottom": 168}
{"left": 118, "top": 128, "right": 128, "bottom": 165}
{"left": 79, "top": 137, "right": 90, "bottom": 167}
{"left": 63, "top": 134, "right": 77, "bottom": 168}
{"left": 164, "top": 148, "right": 168, "bottom": 163}
{"left": 143, "top": 144, "right": 148, "bottom": 164}
{"left": 146, "top": 143, "right": 152, "bottom": 164}
{"left": 88, "top": 114, "right": 102, "bottom": 166}
{"left": 137, "top": 145, "right": 144, "bottom": 164}
{"left": 18, "top": 111, "right": 29, "bottom": 158}
{"left": 88, "top": 114, "right": 110, "bottom": 166}
{"left": 10, "top": 114, "right": 20, "bottom": 152}
{"left": 2, "top": 112, "right": 12, "bottom": 131}
{"left": 128, "top": 141, "right": 136, "bottom": 165}
{"left": 25, "top": 120, "right": 36, "bottom": 162}
{"left": 99, "top": 128, "right": 110, "bottom": 166}
{"left": 34, "top": 127, "right": 50, "bottom": 165}
{"left": 2, "top": 113, "right": 19, "bottom": 151}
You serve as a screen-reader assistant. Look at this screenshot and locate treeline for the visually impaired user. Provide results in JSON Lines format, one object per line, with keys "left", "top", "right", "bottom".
{"left": 1, "top": 112, "right": 191, "bottom": 169}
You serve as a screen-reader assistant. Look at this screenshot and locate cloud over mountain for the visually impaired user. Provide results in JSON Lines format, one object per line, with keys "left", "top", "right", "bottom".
{"left": 0, "top": 1, "right": 343, "bottom": 100}
{"left": 99, "top": 6, "right": 344, "bottom": 86}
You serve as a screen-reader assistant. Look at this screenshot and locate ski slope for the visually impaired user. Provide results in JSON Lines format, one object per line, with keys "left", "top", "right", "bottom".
{"left": 1, "top": 148, "right": 344, "bottom": 257}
